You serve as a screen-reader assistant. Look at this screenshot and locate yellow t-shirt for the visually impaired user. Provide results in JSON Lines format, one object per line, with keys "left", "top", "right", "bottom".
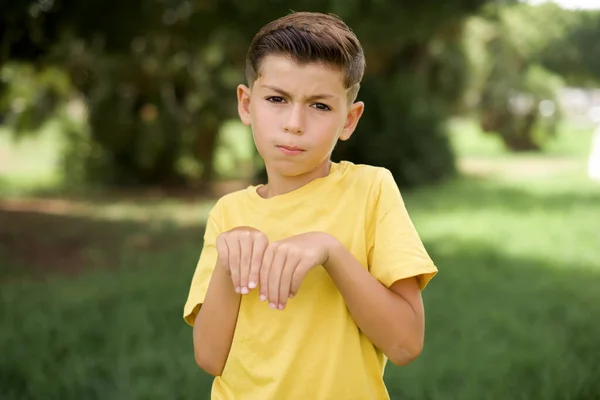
{"left": 183, "top": 161, "right": 438, "bottom": 400}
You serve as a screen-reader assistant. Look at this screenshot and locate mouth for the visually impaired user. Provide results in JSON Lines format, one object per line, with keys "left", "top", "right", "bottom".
{"left": 277, "top": 145, "right": 305, "bottom": 155}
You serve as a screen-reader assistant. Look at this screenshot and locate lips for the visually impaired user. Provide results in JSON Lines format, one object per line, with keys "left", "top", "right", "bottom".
{"left": 277, "top": 145, "right": 305, "bottom": 155}
{"left": 278, "top": 145, "right": 303, "bottom": 151}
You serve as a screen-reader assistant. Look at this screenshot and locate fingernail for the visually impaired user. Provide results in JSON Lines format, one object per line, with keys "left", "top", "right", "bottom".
{"left": 235, "top": 287, "right": 241, "bottom": 294}
{"left": 269, "top": 303, "right": 276, "bottom": 309}
{"left": 241, "top": 287, "right": 249, "bottom": 295}
{"left": 278, "top": 304, "right": 285, "bottom": 311}
{"left": 248, "top": 281, "right": 257, "bottom": 289}
{"left": 289, "top": 293, "right": 295, "bottom": 298}
{"left": 260, "top": 294, "right": 267, "bottom": 301}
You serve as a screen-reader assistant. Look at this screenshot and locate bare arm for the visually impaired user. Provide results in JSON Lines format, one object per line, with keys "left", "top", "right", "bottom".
{"left": 324, "top": 236, "right": 425, "bottom": 366}
{"left": 192, "top": 227, "right": 268, "bottom": 376}
{"left": 193, "top": 265, "right": 241, "bottom": 376}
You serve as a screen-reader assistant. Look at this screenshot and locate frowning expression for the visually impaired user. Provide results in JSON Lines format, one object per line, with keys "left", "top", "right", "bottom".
{"left": 237, "top": 55, "right": 364, "bottom": 177}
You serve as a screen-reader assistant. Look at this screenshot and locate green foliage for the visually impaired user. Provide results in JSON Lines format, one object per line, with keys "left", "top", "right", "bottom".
{"left": 53, "top": 28, "right": 248, "bottom": 186}
{"left": 333, "top": 73, "right": 456, "bottom": 188}
{"left": 464, "top": 5, "right": 567, "bottom": 152}
{"left": 1, "top": 0, "right": 497, "bottom": 188}
{"left": 7, "top": 0, "right": 600, "bottom": 184}
{"left": 0, "top": 63, "right": 71, "bottom": 135}
{"left": 537, "top": 7, "right": 600, "bottom": 87}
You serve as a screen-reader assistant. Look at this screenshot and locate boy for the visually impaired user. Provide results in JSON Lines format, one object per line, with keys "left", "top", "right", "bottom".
{"left": 183, "top": 11, "right": 438, "bottom": 400}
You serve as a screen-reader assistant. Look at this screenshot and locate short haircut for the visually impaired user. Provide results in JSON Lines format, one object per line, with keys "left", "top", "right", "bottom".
{"left": 245, "top": 11, "right": 365, "bottom": 102}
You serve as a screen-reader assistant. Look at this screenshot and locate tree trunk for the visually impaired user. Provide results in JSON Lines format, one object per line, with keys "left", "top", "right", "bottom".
{"left": 194, "top": 118, "right": 220, "bottom": 190}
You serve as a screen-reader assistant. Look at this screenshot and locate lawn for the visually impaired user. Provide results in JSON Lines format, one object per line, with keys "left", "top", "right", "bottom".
{"left": 1, "top": 118, "right": 599, "bottom": 399}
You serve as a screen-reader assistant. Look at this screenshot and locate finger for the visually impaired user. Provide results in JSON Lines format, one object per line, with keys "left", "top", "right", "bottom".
{"left": 225, "top": 236, "right": 241, "bottom": 293}
{"left": 289, "top": 259, "right": 312, "bottom": 298}
{"left": 215, "top": 235, "right": 230, "bottom": 275}
{"left": 278, "top": 252, "right": 300, "bottom": 309}
{"left": 249, "top": 232, "right": 268, "bottom": 291}
{"left": 260, "top": 244, "right": 275, "bottom": 302}
{"left": 268, "top": 248, "right": 287, "bottom": 310}
{"left": 238, "top": 232, "right": 252, "bottom": 294}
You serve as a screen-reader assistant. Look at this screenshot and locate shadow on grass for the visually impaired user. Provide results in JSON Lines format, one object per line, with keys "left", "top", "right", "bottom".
{"left": 386, "top": 238, "right": 600, "bottom": 400}
{"left": 0, "top": 237, "right": 599, "bottom": 399}
{"left": 0, "top": 238, "right": 214, "bottom": 400}
{"left": 408, "top": 176, "right": 600, "bottom": 214}
{"left": 0, "top": 207, "right": 207, "bottom": 282}
{"left": 0, "top": 176, "right": 248, "bottom": 208}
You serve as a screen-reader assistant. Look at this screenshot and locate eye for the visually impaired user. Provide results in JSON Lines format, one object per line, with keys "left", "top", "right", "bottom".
{"left": 312, "top": 103, "right": 331, "bottom": 111}
{"left": 266, "top": 96, "right": 285, "bottom": 103}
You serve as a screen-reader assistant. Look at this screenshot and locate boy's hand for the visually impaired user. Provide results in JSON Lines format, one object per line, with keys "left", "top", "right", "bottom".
{"left": 216, "top": 227, "right": 269, "bottom": 295}
{"left": 259, "top": 232, "right": 336, "bottom": 310}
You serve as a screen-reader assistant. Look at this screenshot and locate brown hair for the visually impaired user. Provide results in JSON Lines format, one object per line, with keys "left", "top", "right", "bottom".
{"left": 245, "top": 12, "right": 365, "bottom": 101}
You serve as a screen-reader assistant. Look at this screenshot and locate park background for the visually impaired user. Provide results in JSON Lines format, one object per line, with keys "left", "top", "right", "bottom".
{"left": 1, "top": 0, "right": 600, "bottom": 399}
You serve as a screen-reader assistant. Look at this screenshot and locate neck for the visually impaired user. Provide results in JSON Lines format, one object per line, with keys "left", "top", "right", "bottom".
{"left": 260, "top": 159, "right": 332, "bottom": 198}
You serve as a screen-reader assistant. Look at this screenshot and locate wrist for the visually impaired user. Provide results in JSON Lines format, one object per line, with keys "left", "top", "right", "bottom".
{"left": 213, "top": 263, "right": 241, "bottom": 296}
{"left": 322, "top": 233, "right": 344, "bottom": 272}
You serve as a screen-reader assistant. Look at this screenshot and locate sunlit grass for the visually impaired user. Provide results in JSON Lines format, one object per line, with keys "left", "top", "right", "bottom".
{"left": 447, "top": 116, "right": 596, "bottom": 158}
{"left": 391, "top": 169, "right": 600, "bottom": 399}
{"left": 447, "top": 117, "right": 506, "bottom": 157}
{"left": 0, "top": 120, "right": 64, "bottom": 196}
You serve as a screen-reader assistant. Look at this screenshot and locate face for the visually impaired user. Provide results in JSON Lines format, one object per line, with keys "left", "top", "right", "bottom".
{"left": 237, "top": 55, "right": 364, "bottom": 178}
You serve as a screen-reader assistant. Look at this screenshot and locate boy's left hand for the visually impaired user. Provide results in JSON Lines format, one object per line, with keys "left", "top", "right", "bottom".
{"left": 259, "top": 232, "right": 336, "bottom": 310}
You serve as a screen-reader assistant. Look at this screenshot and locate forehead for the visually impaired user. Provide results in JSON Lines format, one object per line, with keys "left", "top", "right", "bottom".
{"left": 255, "top": 55, "right": 346, "bottom": 95}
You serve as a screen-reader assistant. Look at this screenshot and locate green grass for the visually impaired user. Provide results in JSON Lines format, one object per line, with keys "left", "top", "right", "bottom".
{"left": 1, "top": 118, "right": 600, "bottom": 399}
{"left": 447, "top": 117, "right": 507, "bottom": 158}
{"left": 0, "top": 250, "right": 212, "bottom": 399}
{"left": 392, "top": 175, "right": 600, "bottom": 399}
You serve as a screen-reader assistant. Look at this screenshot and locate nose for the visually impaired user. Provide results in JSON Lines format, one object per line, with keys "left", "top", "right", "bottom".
{"left": 284, "top": 104, "right": 304, "bottom": 135}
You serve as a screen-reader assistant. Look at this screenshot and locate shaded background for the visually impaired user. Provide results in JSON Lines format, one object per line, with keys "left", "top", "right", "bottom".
{"left": 1, "top": 0, "right": 600, "bottom": 399}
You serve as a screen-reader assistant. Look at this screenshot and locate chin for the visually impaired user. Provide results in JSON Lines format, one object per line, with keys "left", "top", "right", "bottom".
{"left": 275, "top": 166, "right": 310, "bottom": 178}
{"left": 269, "top": 161, "right": 315, "bottom": 178}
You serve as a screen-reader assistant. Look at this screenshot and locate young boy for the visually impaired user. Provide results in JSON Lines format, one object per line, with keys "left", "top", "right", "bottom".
{"left": 183, "top": 11, "right": 438, "bottom": 400}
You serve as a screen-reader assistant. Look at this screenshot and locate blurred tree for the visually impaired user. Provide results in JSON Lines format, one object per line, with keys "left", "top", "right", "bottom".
{"left": 332, "top": 16, "right": 471, "bottom": 187}
{"left": 537, "top": 8, "right": 600, "bottom": 87}
{"left": 463, "top": 3, "right": 566, "bottom": 151}
{"left": 1, "top": 0, "right": 248, "bottom": 186}
{"left": 0, "top": 63, "right": 71, "bottom": 134}
{"left": 0, "top": 0, "right": 506, "bottom": 188}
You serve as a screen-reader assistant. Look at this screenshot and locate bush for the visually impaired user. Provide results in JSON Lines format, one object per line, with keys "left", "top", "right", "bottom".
{"left": 333, "top": 73, "right": 456, "bottom": 189}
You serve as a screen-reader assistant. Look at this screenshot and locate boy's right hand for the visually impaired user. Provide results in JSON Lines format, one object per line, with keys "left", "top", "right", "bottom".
{"left": 216, "top": 227, "right": 269, "bottom": 295}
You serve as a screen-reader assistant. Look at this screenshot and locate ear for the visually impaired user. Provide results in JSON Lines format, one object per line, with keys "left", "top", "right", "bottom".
{"left": 339, "top": 101, "right": 365, "bottom": 141}
{"left": 237, "top": 84, "right": 252, "bottom": 126}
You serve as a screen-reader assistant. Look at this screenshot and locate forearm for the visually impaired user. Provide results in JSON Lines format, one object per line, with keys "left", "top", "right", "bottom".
{"left": 193, "top": 265, "right": 241, "bottom": 376}
{"left": 323, "top": 238, "right": 424, "bottom": 366}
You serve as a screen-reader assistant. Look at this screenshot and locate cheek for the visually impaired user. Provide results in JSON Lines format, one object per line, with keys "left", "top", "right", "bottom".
{"left": 310, "top": 116, "right": 344, "bottom": 142}
{"left": 250, "top": 103, "right": 274, "bottom": 131}
{"left": 250, "top": 107, "right": 275, "bottom": 152}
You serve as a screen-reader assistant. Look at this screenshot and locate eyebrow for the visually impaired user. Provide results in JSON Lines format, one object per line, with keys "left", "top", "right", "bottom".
{"left": 261, "top": 85, "right": 337, "bottom": 101}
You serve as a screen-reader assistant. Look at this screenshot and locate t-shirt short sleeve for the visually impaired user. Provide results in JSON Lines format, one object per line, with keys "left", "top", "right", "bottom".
{"left": 183, "top": 202, "right": 223, "bottom": 326}
{"left": 367, "top": 168, "right": 438, "bottom": 290}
